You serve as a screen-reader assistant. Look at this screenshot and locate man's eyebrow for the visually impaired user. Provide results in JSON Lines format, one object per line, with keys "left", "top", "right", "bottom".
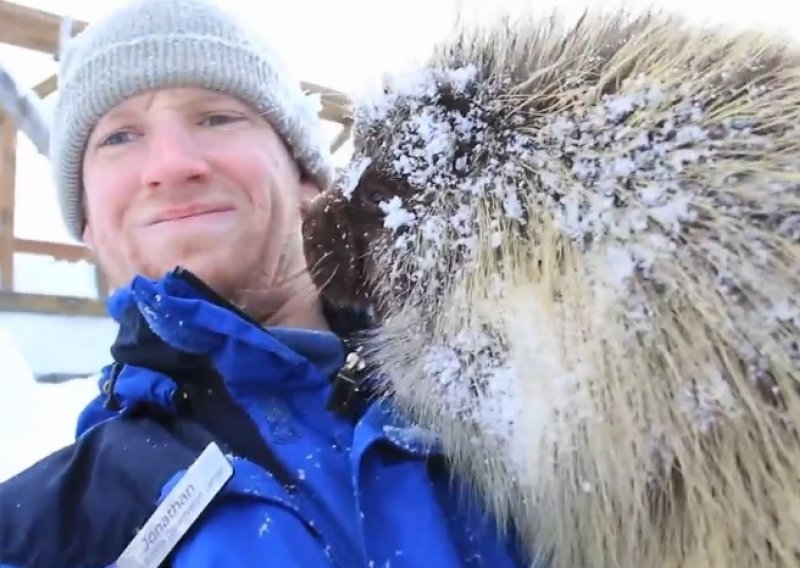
{"left": 98, "top": 108, "right": 139, "bottom": 123}
{"left": 185, "top": 92, "right": 246, "bottom": 107}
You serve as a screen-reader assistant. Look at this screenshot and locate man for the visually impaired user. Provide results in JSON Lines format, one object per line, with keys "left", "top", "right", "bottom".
{"left": 0, "top": 0, "right": 527, "bottom": 566}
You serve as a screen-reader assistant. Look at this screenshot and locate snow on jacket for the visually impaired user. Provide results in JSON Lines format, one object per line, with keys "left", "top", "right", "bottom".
{"left": 0, "top": 267, "right": 529, "bottom": 567}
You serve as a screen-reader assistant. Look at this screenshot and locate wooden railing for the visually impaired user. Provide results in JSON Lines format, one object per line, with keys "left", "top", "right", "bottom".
{"left": 0, "top": 0, "right": 353, "bottom": 317}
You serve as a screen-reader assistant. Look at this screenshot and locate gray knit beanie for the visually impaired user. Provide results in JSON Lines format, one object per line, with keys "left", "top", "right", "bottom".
{"left": 51, "top": 0, "right": 334, "bottom": 241}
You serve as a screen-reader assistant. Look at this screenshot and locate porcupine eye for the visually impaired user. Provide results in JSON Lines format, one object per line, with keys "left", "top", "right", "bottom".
{"left": 358, "top": 183, "right": 396, "bottom": 210}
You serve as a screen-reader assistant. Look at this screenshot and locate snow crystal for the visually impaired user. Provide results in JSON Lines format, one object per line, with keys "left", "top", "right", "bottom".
{"left": 382, "top": 424, "right": 439, "bottom": 449}
{"left": 612, "top": 157, "right": 636, "bottom": 177}
{"left": 778, "top": 214, "right": 800, "bottom": 240}
{"left": 604, "top": 246, "right": 637, "bottom": 288}
{"left": 339, "top": 156, "right": 372, "bottom": 200}
{"left": 446, "top": 64, "right": 478, "bottom": 91}
{"left": 675, "top": 124, "right": 707, "bottom": 145}
{"left": 678, "top": 372, "right": 742, "bottom": 434}
{"left": 258, "top": 514, "right": 272, "bottom": 537}
{"left": 769, "top": 297, "right": 800, "bottom": 327}
{"left": 420, "top": 215, "right": 447, "bottom": 243}
{"left": 648, "top": 194, "right": 692, "bottom": 233}
{"left": 420, "top": 327, "right": 520, "bottom": 445}
{"left": 379, "top": 197, "right": 416, "bottom": 231}
{"left": 604, "top": 94, "right": 637, "bottom": 121}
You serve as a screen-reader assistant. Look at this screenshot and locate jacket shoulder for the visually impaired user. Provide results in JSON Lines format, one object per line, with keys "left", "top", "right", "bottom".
{"left": 0, "top": 415, "right": 213, "bottom": 568}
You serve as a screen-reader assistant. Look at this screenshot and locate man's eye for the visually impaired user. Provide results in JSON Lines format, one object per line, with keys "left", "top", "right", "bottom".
{"left": 201, "top": 114, "right": 244, "bottom": 126}
{"left": 99, "top": 130, "right": 133, "bottom": 146}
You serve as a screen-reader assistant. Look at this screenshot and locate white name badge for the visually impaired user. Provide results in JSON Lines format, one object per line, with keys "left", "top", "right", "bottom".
{"left": 115, "top": 442, "right": 234, "bottom": 568}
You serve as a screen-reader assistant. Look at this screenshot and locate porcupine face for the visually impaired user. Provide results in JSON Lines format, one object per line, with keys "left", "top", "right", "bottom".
{"left": 302, "top": 165, "right": 416, "bottom": 311}
{"left": 302, "top": 64, "right": 534, "bottom": 317}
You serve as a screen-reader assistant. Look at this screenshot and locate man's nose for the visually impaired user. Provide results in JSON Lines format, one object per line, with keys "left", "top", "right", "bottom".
{"left": 140, "top": 120, "right": 211, "bottom": 190}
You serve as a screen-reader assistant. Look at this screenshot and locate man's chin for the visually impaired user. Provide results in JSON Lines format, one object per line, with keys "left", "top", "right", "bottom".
{"left": 139, "top": 244, "right": 243, "bottom": 290}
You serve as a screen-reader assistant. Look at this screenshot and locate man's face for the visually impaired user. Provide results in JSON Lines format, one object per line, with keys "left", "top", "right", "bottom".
{"left": 81, "top": 87, "right": 320, "bottom": 308}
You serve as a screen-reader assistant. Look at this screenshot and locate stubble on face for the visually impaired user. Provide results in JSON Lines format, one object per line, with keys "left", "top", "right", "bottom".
{"left": 81, "top": 88, "right": 328, "bottom": 328}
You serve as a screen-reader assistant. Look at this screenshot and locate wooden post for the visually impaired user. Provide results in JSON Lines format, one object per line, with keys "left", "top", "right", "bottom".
{"left": 0, "top": 0, "right": 86, "bottom": 54}
{"left": 33, "top": 74, "right": 57, "bottom": 98}
{"left": 330, "top": 121, "right": 353, "bottom": 154}
{"left": 0, "top": 112, "right": 16, "bottom": 291}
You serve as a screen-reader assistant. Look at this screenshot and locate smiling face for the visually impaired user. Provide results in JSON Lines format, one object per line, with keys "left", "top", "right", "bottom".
{"left": 81, "top": 87, "right": 321, "bottom": 314}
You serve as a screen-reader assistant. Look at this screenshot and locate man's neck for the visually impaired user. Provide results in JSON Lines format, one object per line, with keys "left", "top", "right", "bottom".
{"left": 261, "top": 290, "right": 331, "bottom": 331}
{"left": 236, "top": 275, "right": 331, "bottom": 332}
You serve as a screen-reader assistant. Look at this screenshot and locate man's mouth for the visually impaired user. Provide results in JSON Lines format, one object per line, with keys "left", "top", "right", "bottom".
{"left": 146, "top": 203, "right": 235, "bottom": 225}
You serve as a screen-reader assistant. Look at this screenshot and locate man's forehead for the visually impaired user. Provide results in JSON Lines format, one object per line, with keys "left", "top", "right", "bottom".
{"left": 104, "top": 88, "right": 245, "bottom": 118}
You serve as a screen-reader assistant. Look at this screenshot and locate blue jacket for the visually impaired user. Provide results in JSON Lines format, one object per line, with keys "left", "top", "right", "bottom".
{"left": 0, "top": 268, "right": 529, "bottom": 567}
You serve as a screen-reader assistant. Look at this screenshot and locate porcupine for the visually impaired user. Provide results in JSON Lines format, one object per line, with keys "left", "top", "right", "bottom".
{"left": 302, "top": 8, "right": 800, "bottom": 568}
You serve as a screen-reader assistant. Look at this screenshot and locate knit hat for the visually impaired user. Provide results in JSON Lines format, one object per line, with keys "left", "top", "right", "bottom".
{"left": 51, "top": 0, "right": 334, "bottom": 241}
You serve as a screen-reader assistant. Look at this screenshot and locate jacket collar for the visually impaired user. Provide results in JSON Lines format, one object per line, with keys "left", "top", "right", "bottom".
{"left": 77, "top": 268, "right": 358, "bottom": 435}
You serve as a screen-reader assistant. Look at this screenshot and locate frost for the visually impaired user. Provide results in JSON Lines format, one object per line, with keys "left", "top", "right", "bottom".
{"left": 339, "top": 156, "right": 372, "bottom": 200}
{"left": 648, "top": 193, "right": 692, "bottom": 233}
{"left": 678, "top": 372, "right": 742, "bottom": 433}
{"left": 382, "top": 424, "right": 439, "bottom": 449}
{"left": 446, "top": 64, "right": 479, "bottom": 91}
{"left": 604, "top": 246, "right": 636, "bottom": 288}
{"left": 421, "top": 328, "right": 520, "bottom": 445}
{"left": 258, "top": 514, "right": 272, "bottom": 537}
{"left": 379, "top": 197, "right": 416, "bottom": 230}
{"left": 675, "top": 124, "right": 706, "bottom": 145}
{"left": 769, "top": 297, "right": 800, "bottom": 326}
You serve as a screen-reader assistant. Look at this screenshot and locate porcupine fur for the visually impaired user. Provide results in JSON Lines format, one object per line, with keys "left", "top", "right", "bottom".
{"left": 302, "top": 9, "right": 800, "bottom": 568}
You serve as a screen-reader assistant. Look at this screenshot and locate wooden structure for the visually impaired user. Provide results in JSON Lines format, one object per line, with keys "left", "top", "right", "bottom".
{"left": 0, "top": 0, "right": 353, "bottom": 317}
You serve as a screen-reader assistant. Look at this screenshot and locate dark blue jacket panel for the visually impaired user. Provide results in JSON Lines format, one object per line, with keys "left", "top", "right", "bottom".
{"left": 0, "top": 268, "right": 530, "bottom": 568}
{"left": 0, "top": 414, "right": 218, "bottom": 567}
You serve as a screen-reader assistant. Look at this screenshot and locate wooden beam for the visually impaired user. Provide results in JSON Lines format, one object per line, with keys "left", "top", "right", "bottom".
{"left": 302, "top": 81, "right": 353, "bottom": 125}
{"left": 33, "top": 74, "right": 57, "bottom": 98}
{"left": 0, "top": 1, "right": 86, "bottom": 54}
{"left": 0, "top": 290, "right": 106, "bottom": 317}
{"left": 13, "top": 237, "right": 93, "bottom": 263}
{"left": 0, "top": 113, "right": 15, "bottom": 291}
{"left": 330, "top": 121, "right": 353, "bottom": 154}
{"left": 302, "top": 81, "right": 351, "bottom": 109}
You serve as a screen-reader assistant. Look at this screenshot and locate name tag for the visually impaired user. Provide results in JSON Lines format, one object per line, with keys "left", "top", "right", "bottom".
{"left": 115, "top": 442, "right": 234, "bottom": 568}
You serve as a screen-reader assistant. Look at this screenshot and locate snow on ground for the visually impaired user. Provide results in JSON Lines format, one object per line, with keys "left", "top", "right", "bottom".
{"left": 0, "top": 311, "right": 116, "bottom": 377}
{"left": 0, "top": 253, "right": 116, "bottom": 481}
{"left": 0, "top": 327, "right": 103, "bottom": 482}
